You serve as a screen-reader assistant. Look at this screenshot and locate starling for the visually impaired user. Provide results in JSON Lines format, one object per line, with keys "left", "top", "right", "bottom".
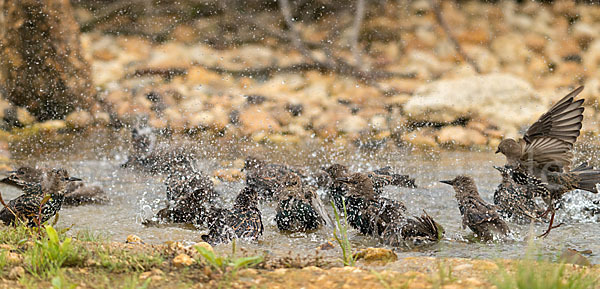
{"left": 1, "top": 166, "right": 107, "bottom": 206}
{"left": 496, "top": 86, "right": 584, "bottom": 178}
{"left": 339, "top": 173, "right": 443, "bottom": 247}
{"left": 201, "top": 187, "right": 263, "bottom": 244}
{"left": 0, "top": 169, "right": 80, "bottom": 226}
{"left": 441, "top": 176, "right": 510, "bottom": 241}
{"left": 371, "top": 166, "right": 417, "bottom": 189}
{"left": 493, "top": 165, "right": 547, "bottom": 224}
{"left": 155, "top": 157, "right": 217, "bottom": 225}
{"left": 243, "top": 156, "right": 304, "bottom": 200}
{"left": 275, "top": 174, "right": 332, "bottom": 232}
{"left": 321, "top": 164, "right": 350, "bottom": 212}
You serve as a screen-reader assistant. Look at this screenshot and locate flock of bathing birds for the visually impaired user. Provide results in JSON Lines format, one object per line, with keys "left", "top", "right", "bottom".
{"left": 0, "top": 85, "right": 598, "bottom": 249}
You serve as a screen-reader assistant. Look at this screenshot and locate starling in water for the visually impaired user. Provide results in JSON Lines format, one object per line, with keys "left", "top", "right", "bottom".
{"left": 493, "top": 165, "right": 547, "bottom": 223}
{"left": 201, "top": 187, "right": 263, "bottom": 244}
{"left": 243, "top": 156, "right": 304, "bottom": 200}
{"left": 1, "top": 166, "right": 107, "bottom": 206}
{"left": 339, "top": 173, "right": 443, "bottom": 247}
{"left": 0, "top": 169, "right": 80, "bottom": 226}
{"left": 155, "top": 157, "right": 217, "bottom": 225}
{"left": 371, "top": 166, "right": 417, "bottom": 189}
{"left": 275, "top": 174, "right": 332, "bottom": 232}
{"left": 496, "top": 86, "right": 584, "bottom": 178}
{"left": 441, "top": 176, "right": 510, "bottom": 241}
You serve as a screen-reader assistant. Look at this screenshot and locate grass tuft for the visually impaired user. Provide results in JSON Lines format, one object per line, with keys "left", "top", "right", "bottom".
{"left": 331, "top": 199, "right": 357, "bottom": 266}
{"left": 195, "top": 241, "right": 263, "bottom": 273}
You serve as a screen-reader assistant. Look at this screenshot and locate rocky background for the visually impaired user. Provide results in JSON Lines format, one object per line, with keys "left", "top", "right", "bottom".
{"left": 1, "top": 0, "right": 600, "bottom": 157}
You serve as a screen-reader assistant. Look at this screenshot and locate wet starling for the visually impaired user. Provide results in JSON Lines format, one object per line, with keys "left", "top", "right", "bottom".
{"left": 1, "top": 166, "right": 107, "bottom": 206}
{"left": 496, "top": 86, "right": 584, "bottom": 178}
{"left": 441, "top": 176, "right": 510, "bottom": 241}
{"left": 339, "top": 173, "right": 443, "bottom": 247}
{"left": 371, "top": 166, "right": 417, "bottom": 189}
{"left": 321, "top": 164, "right": 350, "bottom": 212}
{"left": 201, "top": 187, "right": 263, "bottom": 244}
{"left": 243, "top": 156, "right": 304, "bottom": 200}
{"left": 493, "top": 165, "right": 547, "bottom": 223}
{"left": 155, "top": 157, "right": 217, "bottom": 225}
{"left": 275, "top": 174, "right": 332, "bottom": 232}
{"left": 0, "top": 169, "right": 80, "bottom": 226}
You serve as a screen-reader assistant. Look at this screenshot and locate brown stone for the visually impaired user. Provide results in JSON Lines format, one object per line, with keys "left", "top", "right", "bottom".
{"left": 239, "top": 107, "right": 281, "bottom": 134}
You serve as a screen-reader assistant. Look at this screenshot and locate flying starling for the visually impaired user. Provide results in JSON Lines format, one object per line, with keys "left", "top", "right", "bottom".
{"left": 0, "top": 169, "right": 81, "bottom": 226}
{"left": 496, "top": 86, "right": 584, "bottom": 179}
{"left": 1, "top": 166, "right": 107, "bottom": 206}
{"left": 338, "top": 173, "right": 443, "bottom": 247}
{"left": 441, "top": 176, "right": 510, "bottom": 241}
{"left": 493, "top": 165, "right": 547, "bottom": 224}
{"left": 275, "top": 174, "right": 332, "bottom": 232}
{"left": 155, "top": 157, "right": 217, "bottom": 225}
{"left": 243, "top": 156, "right": 304, "bottom": 200}
{"left": 201, "top": 187, "right": 263, "bottom": 244}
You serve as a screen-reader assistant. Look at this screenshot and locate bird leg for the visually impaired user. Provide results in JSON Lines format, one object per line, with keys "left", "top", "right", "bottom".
{"left": 537, "top": 208, "right": 563, "bottom": 238}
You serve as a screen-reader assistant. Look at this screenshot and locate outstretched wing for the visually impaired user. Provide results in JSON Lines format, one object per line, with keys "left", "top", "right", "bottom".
{"left": 520, "top": 137, "right": 574, "bottom": 172}
{"left": 523, "top": 86, "right": 584, "bottom": 145}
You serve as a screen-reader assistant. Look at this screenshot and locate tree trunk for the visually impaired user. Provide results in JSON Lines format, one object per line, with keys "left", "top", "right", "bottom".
{"left": 0, "top": 0, "right": 95, "bottom": 121}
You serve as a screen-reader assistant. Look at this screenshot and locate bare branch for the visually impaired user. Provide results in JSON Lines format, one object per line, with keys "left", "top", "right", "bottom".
{"left": 350, "top": 0, "right": 366, "bottom": 68}
{"left": 430, "top": 0, "right": 481, "bottom": 73}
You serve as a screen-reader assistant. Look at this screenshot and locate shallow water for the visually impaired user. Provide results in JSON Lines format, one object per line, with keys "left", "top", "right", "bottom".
{"left": 6, "top": 133, "right": 600, "bottom": 264}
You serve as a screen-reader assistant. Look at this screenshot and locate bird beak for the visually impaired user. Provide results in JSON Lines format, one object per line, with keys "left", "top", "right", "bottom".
{"left": 439, "top": 180, "right": 453, "bottom": 185}
{"left": 67, "top": 177, "right": 82, "bottom": 182}
{"left": 495, "top": 149, "right": 500, "bottom": 154}
{"left": 336, "top": 177, "right": 351, "bottom": 183}
{"left": 493, "top": 166, "right": 503, "bottom": 171}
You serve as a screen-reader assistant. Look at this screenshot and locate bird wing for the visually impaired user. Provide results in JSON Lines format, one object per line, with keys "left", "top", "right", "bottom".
{"left": 520, "top": 137, "right": 574, "bottom": 172}
{"left": 523, "top": 86, "right": 584, "bottom": 145}
{"left": 464, "top": 199, "right": 502, "bottom": 227}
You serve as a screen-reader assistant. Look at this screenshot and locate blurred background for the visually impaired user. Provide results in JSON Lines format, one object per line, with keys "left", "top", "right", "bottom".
{"left": 0, "top": 0, "right": 599, "bottom": 159}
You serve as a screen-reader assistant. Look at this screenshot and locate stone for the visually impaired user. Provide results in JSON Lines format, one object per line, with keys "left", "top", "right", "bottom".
{"left": 173, "top": 253, "right": 195, "bottom": 268}
{"left": 195, "top": 242, "right": 213, "bottom": 254}
{"left": 65, "top": 110, "right": 93, "bottom": 129}
{"left": 337, "top": 115, "right": 368, "bottom": 134}
{"left": 36, "top": 120, "right": 67, "bottom": 132}
{"left": 16, "top": 107, "right": 35, "bottom": 126}
{"left": 6, "top": 252, "right": 22, "bottom": 264}
{"left": 353, "top": 247, "right": 397, "bottom": 263}
{"left": 436, "top": 126, "right": 487, "bottom": 147}
{"left": 213, "top": 168, "right": 243, "bottom": 182}
{"left": 239, "top": 107, "right": 280, "bottom": 134}
{"left": 400, "top": 129, "right": 438, "bottom": 148}
{"left": 126, "top": 234, "right": 144, "bottom": 244}
{"left": 8, "top": 266, "right": 24, "bottom": 280}
{"left": 404, "top": 74, "right": 544, "bottom": 134}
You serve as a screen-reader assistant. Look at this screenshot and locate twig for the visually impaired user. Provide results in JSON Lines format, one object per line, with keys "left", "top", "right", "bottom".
{"left": 430, "top": 0, "right": 481, "bottom": 73}
{"left": 277, "top": 0, "right": 320, "bottom": 64}
{"left": 350, "top": 0, "right": 366, "bottom": 68}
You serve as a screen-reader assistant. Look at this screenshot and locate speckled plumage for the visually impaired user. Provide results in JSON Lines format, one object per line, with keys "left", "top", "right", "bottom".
{"left": 201, "top": 187, "right": 263, "bottom": 244}
{"left": 0, "top": 169, "right": 79, "bottom": 226}
{"left": 275, "top": 174, "right": 331, "bottom": 232}
{"left": 442, "top": 176, "right": 510, "bottom": 241}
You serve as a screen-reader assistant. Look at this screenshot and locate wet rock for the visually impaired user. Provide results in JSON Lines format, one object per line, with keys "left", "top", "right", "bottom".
{"left": 559, "top": 248, "right": 591, "bottom": 267}
{"left": 35, "top": 120, "right": 67, "bottom": 132}
{"left": 126, "top": 234, "right": 144, "bottom": 244}
{"left": 15, "top": 107, "right": 35, "bottom": 126}
{"left": 436, "top": 126, "right": 487, "bottom": 147}
{"left": 8, "top": 266, "right": 24, "bottom": 280}
{"left": 195, "top": 242, "right": 213, "bottom": 253}
{"left": 317, "top": 241, "right": 335, "bottom": 251}
{"left": 239, "top": 107, "right": 280, "bottom": 134}
{"left": 66, "top": 110, "right": 93, "bottom": 129}
{"left": 173, "top": 253, "right": 195, "bottom": 268}
{"left": 354, "top": 247, "right": 398, "bottom": 263}
{"left": 400, "top": 128, "right": 438, "bottom": 148}
{"left": 404, "top": 74, "right": 542, "bottom": 134}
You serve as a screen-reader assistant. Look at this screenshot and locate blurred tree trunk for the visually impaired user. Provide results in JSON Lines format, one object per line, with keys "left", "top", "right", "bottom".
{"left": 0, "top": 0, "right": 95, "bottom": 121}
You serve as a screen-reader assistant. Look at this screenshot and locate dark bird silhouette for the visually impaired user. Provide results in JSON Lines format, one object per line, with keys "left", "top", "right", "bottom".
{"left": 338, "top": 173, "right": 442, "bottom": 247}
{"left": 201, "top": 187, "right": 263, "bottom": 244}
{"left": 1, "top": 166, "right": 107, "bottom": 206}
{"left": 496, "top": 86, "right": 584, "bottom": 178}
{"left": 321, "top": 164, "right": 416, "bottom": 214}
{"left": 441, "top": 176, "right": 510, "bottom": 241}
{"left": 243, "top": 156, "right": 304, "bottom": 200}
{"left": 0, "top": 169, "right": 80, "bottom": 226}
{"left": 275, "top": 174, "right": 332, "bottom": 232}
{"left": 155, "top": 157, "right": 217, "bottom": 225}
{"left": 493, "top": 165, "right": 547, "bottom": 224}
